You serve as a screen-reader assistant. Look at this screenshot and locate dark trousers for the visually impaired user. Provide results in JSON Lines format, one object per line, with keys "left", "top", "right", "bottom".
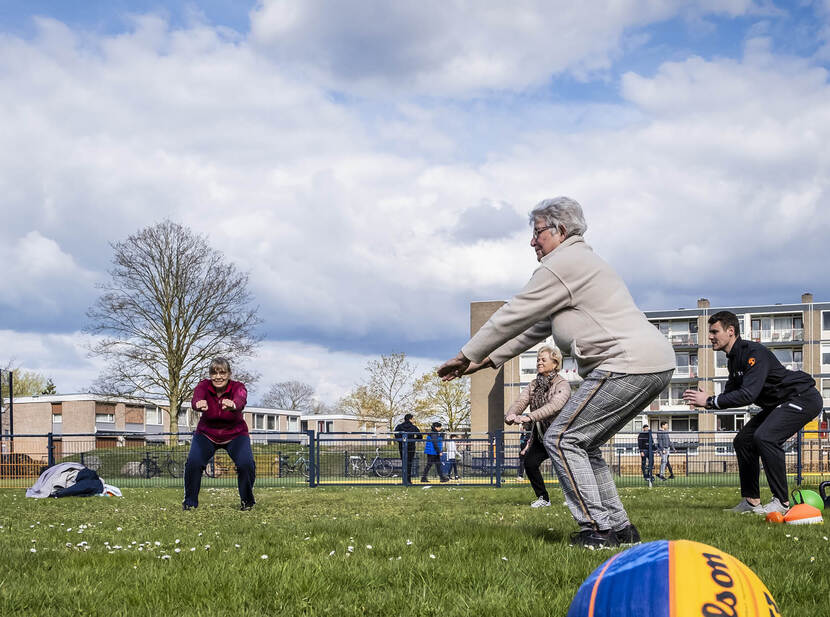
{"left": 398, "top": 445, "right": 417, "bottom": 482}
{"left": 640, "top": 450, "right": 654, "bottom": 480}
{"left": 446, "top": 459, "right": 458, "bottom": 477}
{"left": 734, "top": 389, "right": 821, "bottom": 503}
{"left": 524, "top": 438, "right": 550, "bottom": 501}
{"left": 421, "top": 454, "right": 446, "bottom": 479}
{"left": 184, "top": 432, "right": 256, "bottom": 507}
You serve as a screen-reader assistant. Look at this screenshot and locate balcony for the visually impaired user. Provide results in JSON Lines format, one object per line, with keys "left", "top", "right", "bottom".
{"left": 672, "top": 366, "right": 698, "bottom": 379}
{"left": 649, "top": 397, "right": 694, "bottom": 411}
{"left": 669, "top": 332, "right": 698, "bottom": 346}
{"left": 749, "top": 328, "right": 804, "bottom": 343}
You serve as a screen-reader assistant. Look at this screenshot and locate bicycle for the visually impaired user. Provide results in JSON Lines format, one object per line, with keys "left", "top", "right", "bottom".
{"left": 349, "top": 448, "right": 394, "bottom": 478}
{"left": 272, "top": 451, "right": 309, "bottom": 480}
{"left": 138, "top": 452, "right": 184, "bottom": 479}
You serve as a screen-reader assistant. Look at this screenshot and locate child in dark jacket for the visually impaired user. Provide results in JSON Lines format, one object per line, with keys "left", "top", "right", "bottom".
{"left": 421, "top": 421, "right": 449, "bottom": 483}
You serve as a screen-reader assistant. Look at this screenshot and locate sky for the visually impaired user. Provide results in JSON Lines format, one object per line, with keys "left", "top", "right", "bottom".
{"left": 2, "top": 1, "right": 830, "bottom": 405}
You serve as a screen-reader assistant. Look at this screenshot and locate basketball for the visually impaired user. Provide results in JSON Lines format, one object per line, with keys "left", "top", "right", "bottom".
{"left": 567, "top": 540, "right": 779, "bottom": 617}
{"left": 783, "top": 503, "right": 823, "bottom": 525}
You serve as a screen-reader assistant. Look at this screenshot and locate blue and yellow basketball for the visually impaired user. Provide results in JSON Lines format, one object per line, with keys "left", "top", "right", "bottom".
{"left": 567, "top": 540, "right": 779, "bottom": 617}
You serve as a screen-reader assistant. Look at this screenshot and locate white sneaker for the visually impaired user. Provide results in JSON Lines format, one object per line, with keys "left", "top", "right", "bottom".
{"left": 530, "top": 498, "right": 551, "bottom": 508}
{"left": 760, "top": 497, "right": 788, "bottom": 516}
{"left": 725, "top": 498, "right": 764, "bottom": 514}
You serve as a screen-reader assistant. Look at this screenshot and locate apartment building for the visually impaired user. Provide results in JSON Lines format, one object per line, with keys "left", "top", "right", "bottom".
{"left": 470, "top": 293, "right": 830, "bottom": 436}
{"left": 3, "top": 394, "right": 384, "bottom": 458}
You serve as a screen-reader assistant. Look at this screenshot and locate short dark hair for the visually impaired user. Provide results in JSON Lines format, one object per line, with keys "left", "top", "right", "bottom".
{"left": 660, "top": 421, "right": 669, "bottom": 428}
{"left": 708, "top": 311, "right": 741, "bottom": 337}
{"left": 432, "top": 421, "right": 442, "bottom": 430}
{"left": 404, "top": 413, "right": 413, "bottom": 421}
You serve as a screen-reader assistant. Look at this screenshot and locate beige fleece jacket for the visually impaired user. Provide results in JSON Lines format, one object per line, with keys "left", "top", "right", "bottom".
{"left": 462, "top": 236, "right": 675, "bottom": 377}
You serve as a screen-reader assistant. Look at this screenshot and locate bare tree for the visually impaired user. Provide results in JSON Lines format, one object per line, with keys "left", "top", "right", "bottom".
{"left": 342, "top": 353, "right": 416, "bottom": 431}
{"left": 87, "top": 220, "right": 261, "bottom": 439}
{"left": 261, "top": 380, "right": 315, "bottom": 410}
{"left": 413, "top": 370, "right": 470, "bottom": 432}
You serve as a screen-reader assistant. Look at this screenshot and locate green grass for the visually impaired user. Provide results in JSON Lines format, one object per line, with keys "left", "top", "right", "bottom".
{"left": 0, "top": 486, "right": 828, "bottom": 616}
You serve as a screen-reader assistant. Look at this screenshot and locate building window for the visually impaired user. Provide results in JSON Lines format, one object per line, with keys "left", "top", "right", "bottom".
{"left": 671, "top": 416, "right": 698, "bottom": 432}
{"left": 519, "top": 354, "right": 537, "bottom": 376}
{"left": 95, "top": 413, "right": 115, "bottom": 423}
{"left": 717, "top": 414, "right": 746, "bottom": 431}
{"left": 253, "top": 414, "right": 264, "bottom": 430}
{"left": 145, "top": 407, "right": 163, "bottom": 425}
{"left": 267, "top": 415, "right": 276, "bottom": 431}
{"left": 822, "top": 345, "right": 830, "bottom": 369}
{"left": 289, "top": 417, "right": 299, "bottom": 432}
{"left": 822, "top": 379, "right": 830, "bottom": 403}
{"left": 716, "top": 351, "right": 728, "bottom": 369}
{"left": 822, "top": 311, "right": 830, "bottom": 333}
{"left": 52, "top": 413, "right": 62, "bottom": 424}
{"left": 772, "top": 348, "right": 803, "bottom": 371}
{"left": 674, "top": 353, "right": 698, "bottom": 378}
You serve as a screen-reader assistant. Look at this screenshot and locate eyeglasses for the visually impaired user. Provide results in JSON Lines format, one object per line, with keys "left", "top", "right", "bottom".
{"left": 532, "top": 225, "right": 554, "bottom": 240}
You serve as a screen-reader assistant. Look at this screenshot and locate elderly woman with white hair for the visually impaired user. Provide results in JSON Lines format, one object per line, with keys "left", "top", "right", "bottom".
{"left": 439, "top": 196, "right": 675, "bottom": 549}
{"left": 505, "top": 345, "right": 570, "bottom": 508}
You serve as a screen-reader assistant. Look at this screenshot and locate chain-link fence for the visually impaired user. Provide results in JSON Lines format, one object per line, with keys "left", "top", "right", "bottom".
{"left": 1, "top": 430, "right": 829, "bottom": 490}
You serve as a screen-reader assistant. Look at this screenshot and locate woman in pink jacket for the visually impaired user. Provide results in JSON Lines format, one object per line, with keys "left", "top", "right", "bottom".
{"left": 183, "top": 357, "right": 255, "bottom": 511}
{"left": 505, "top": 346, "right": 570, "bottom": 508}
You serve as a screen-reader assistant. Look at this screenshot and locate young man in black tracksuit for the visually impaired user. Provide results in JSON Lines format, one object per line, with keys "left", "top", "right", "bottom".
{"left": 683, "top": 311, "right": 821, "bottom": 515}
{"left": 393, "top": 413, "right": 422, "bottom": 483}
{"left": 637, "top": 424, "right": 657, "bottom": 485}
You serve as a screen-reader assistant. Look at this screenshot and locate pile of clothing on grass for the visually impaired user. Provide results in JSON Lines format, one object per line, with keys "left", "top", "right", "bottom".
{"left": 26, "top": 462, "right": 122, "bottom": 498}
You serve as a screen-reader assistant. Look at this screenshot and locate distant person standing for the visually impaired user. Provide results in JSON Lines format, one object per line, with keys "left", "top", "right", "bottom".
{"left": 683, "top": 310, "right": 821, "bottom": 515}
{"left": 421, "top": 421, "right": 449, "bottom": 483}
{"left": 656, "top": 421, "right": 674, "bottom": 480}
{"left": 444, "top": 434, "right": 459, "bottom": 480}
{"left": 184, "top": 357, "right": 255, "bottom": 511}
{"left": 393, "top": 413, "right": 422, "bottom": 483}
{"left": 638, "top": 424, "right": 656, "bottom": 487}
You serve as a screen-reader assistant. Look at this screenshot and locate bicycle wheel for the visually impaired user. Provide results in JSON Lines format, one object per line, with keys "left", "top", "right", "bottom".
{"left": 138, "top": 461, "right": 156, "bottom": 479}
{"left": 297, "top": 460, "right": 309, "bottom": 481}
{"left": 167, "top": 459, "right": 184, "bottom": 478}
{"left": 373, "top": 459, "right": 394, "bottom": 478}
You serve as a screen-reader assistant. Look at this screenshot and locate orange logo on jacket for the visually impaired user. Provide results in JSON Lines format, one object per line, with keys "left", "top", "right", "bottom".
{"left": 748, "top": 357, "right": 756, "bottom": 367}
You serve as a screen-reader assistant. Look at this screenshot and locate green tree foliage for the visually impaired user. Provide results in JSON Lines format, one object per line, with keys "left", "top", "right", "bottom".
{"left": 413, "top": 370, "right": 470, "bottom": 432}
{"left": 340, "top": 353, "right": 416, "bottom": 431}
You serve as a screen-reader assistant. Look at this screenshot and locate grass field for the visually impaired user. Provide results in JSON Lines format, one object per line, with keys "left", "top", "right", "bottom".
{"left": 1, "top": 485, "right": 828, "bottom": 616}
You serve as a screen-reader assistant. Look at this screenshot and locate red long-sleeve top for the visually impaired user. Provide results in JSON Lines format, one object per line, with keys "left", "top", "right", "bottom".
{"left": 192, "top": 379, "right": 249, "bottom": 444}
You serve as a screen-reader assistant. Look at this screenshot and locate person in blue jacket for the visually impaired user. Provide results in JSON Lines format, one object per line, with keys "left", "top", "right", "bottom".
{"left": 421, "top": 421, "right": 449, "bottom": 483}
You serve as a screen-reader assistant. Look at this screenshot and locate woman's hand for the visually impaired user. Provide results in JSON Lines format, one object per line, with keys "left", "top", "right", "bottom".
{"left": 194, "top": 400, "right": 208, "bottom": 411}
{"left": 221, "top": 399, "right": 236, "bottom": 410}
{"left": 464, "top": 357, "right": 494, "bottom": 375}
{"left": 438, "top": 352, "right": 472, "bottom": 381}
{"left": 515, "top": 415, "right": 531, "bottom": 423}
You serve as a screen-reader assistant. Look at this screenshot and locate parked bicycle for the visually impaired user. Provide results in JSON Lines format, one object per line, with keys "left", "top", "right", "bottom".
{"left": 272, "top": 451, "right": 309, "bottom": 480}
{"left": 138, "top": 452, "right": 184, "bottom": 479}
{"left": 349, "top": 448, "right": 394, "bottom": 478}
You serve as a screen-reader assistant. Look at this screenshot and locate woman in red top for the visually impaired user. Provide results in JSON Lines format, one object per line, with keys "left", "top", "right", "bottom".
{"left": 183, "top": 357, "right": 256, "bottom": 510}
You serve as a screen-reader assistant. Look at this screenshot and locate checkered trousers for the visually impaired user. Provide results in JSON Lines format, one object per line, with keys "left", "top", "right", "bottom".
{"left": 543, "top": 369, "right": 674, "bottom": 531}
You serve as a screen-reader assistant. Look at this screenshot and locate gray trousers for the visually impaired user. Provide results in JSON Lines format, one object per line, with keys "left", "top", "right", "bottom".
{"left": 543, "top": 369, "right": 673, "bottom": 532}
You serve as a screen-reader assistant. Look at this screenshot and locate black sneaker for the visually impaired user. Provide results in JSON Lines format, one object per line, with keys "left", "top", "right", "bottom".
{"left": 668, "top": 474, "right": 675, "bottom": 479}
{"left": 240, "top": 501, "right": 255, "bottom": 511}
{"left": 439, "top": 476, "right": 450, "bottom": 483}
{"left": 569, "top": 529, "right": 619, "bottom": 549}
{"left": 614, "top": 523, "right": 641, "bottom": 545}
{"left": 420, "top": 477, "right": 429, "bottom": 483}
{"left": 182, "top": 503, "right": 196, "bottom": 511}
{"left": 656, "top": 474, "right": 666, "bottom": 481}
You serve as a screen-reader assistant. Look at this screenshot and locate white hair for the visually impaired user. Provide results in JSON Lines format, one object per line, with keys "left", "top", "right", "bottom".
{"left": 529, "top": 196, "right": 587, "bottom": 238}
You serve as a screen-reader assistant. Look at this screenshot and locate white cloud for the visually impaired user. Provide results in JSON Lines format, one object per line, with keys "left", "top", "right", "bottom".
{"left": 249, "top": 0, "right": 763, "bottom": 95}
{"left": 1, "top": 7, "right": 830, "bottom": 398}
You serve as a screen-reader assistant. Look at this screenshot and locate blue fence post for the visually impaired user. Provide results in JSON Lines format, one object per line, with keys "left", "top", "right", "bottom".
{"left": 402, "top": 433, "right": 410, "bottom": 486}
{"left": 307, "top": 430, "right": 316, "bottom": 487}
{"left": 495, "top": 430, "right": 504, "bottom": 488}
{"left": 796, "top": 429, "right": 803, "bottom": 487}
{"left": 47, "top": 433, "right": 55, "bottom": 467}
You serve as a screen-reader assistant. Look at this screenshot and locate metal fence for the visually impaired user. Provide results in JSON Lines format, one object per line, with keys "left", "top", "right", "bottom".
{"left": 1, "top": 430, "right": 829, "bottom": 490}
